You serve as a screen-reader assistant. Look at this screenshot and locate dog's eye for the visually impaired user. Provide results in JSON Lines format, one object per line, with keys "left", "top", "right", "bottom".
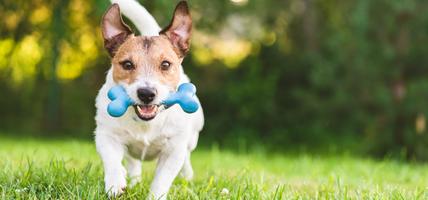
{"left": 120, "top": 60, "right": 135, "bottom": 70}
{"left": 160, "top": 61, "right": 171, "bottom": 71}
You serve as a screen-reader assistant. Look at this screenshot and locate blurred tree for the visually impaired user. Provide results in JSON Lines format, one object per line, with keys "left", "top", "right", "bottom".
{"left": 44, "top": 0, "right": 66, "bottom": 130}
{"left": 0, "top": 0, "right": 428, "bottom": 159}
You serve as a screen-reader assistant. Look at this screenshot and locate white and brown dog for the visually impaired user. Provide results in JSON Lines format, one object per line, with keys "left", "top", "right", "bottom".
{"left": 94, "top": 0, "right": 204, "bottom": 199}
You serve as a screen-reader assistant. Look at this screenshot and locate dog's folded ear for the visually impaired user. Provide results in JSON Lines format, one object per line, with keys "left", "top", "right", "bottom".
{"left": 160, "top": 1, "right": 192, "bottom": 57}
{"left": 102, "top": 4, "right": 133, "bottom": 57}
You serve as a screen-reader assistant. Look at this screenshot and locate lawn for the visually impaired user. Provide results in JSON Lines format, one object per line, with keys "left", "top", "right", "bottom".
{"left": 1, "top": 136, "right": 428, "bottom": 199}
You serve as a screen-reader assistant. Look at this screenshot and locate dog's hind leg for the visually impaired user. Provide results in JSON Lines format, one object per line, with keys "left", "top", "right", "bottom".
{"left": 179, "top": 152, "right": 193, "bottom": 181}
{"left": 125, "top": 155, "right": 142, "bottom": 187}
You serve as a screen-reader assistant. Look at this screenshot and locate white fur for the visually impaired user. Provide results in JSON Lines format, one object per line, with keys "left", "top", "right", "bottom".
{"left": 110, "top": 0, "right": 161, "bottom": 36}
{"left": 95, "top": 0, "right": 204, "bottom": 199}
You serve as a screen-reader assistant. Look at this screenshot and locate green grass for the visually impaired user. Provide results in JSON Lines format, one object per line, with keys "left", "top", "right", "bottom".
{"left": 1, "top": 136, "right": 428, "bottom": 199}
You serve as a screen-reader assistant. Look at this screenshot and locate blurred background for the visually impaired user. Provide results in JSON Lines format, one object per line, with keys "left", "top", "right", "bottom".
{"left": 1, "top": 0, "right": 428, "bottom": 160}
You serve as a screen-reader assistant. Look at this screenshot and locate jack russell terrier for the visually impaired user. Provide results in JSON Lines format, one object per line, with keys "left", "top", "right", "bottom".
{"left": 94, "top": 0, "right": 204, "bottom": 199}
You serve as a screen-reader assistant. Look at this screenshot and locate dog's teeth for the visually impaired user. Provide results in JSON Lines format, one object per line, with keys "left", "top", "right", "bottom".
{"left": 137, "top": 106, "right": 142, "bottom": 113}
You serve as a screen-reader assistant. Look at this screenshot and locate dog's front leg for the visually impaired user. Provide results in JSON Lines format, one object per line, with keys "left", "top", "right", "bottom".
{"left": 95, "top": 131, "right": 127, "bottom": 197}
{"left": 149, "top": 139, "right": 187, "bottom": 200}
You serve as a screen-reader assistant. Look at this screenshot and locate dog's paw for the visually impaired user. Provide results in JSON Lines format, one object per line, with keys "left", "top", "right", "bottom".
{"left": 107, "top": 185, "right": 126, "bottom": 198}
{"left": 180, "top": 163, "right": 194, "bottom": 181}
{"left": 105, "top": 178, "right": 127, "bottom": 197}
{"left": 105, "top": 168, "right": 127, "bottom": 197}
{"left": 129, "top": 176, "right": 142, "bottom": 188}
{"left": 179, "top": 169, "right": 193, "bottom": 181}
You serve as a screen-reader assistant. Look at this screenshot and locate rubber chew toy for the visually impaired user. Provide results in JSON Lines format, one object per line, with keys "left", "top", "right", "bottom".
{"left": 107, "top": 83, "right": 199, "bottom": 117}
{"left": 107, "top": 85, "right": 135, "bottom": 117}
{"left": 161, "top": 83, "right": 199, "bottom": 113}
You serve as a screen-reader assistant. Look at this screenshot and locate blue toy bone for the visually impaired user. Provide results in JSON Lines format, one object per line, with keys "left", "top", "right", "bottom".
{"left": 107, "top": 83, "right": 199, "bottom": 117}
{"left": 161, "top": 83, "right": 199, "bottom": 113}
{"left": 107, "top": 85, "right": 135, "bottom": 117}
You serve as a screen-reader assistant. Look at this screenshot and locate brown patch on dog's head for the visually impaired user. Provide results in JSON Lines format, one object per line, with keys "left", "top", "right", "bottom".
{"left": 101, "top": 1, "right": 192, "bottom": 90}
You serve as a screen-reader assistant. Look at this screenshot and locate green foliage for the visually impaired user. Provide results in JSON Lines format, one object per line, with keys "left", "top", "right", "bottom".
{"left": 1, "top": 0, "right": 428, "bottom": 159}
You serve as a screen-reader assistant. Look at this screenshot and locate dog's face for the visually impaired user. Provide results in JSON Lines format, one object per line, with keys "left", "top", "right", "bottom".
{"left": 101, "top": 1, "right": 192, "bottom": 121}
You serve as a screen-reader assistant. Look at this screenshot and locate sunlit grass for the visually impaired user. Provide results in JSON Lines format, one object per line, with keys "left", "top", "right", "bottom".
{"left": 0, "top": 135, "right": 428, "bottom": 199}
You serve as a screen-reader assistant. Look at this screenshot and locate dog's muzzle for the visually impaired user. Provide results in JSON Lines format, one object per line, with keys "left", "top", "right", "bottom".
{"left": 133, "top": 87, "right": 159, "bottom": 120}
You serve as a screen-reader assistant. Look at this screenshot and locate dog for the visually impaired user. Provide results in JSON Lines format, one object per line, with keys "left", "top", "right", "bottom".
{"left": 94, "top": 0, "right": 204, "bottom": 199}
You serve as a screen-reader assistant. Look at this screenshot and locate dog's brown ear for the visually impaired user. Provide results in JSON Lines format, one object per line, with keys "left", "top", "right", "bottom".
{"left": 160, "top": 1, "right": 192, "bottom": 57}
{"left": 102, "top": 4, "right": 133, "bottom": 57}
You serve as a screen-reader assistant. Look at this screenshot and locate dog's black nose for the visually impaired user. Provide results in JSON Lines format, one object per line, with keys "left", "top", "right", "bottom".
{"left": 137, "top": 88, "right": 156, "bottom": 104}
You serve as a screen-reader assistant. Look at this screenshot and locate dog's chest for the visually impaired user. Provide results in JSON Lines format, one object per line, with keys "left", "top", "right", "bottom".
{"left": 126, "top": 136, "right": 167, "bottom": 160}
{"left": 119, "top": 114, "right": 176, "bottom": 160}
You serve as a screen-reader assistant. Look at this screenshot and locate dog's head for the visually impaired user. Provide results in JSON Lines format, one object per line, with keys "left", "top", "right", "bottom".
{"left": 101, "top": 1, "right": 191, "bottom": 121}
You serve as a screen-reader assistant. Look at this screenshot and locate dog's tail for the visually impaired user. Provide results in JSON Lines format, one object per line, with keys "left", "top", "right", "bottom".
{"left": 110, "top": 0, "right": 161, "bottom": 36}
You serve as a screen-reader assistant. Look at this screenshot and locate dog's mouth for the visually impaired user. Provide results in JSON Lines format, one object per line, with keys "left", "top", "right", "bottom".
{"left": 133, "top": 105, "right": 158, "bottom": 121}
